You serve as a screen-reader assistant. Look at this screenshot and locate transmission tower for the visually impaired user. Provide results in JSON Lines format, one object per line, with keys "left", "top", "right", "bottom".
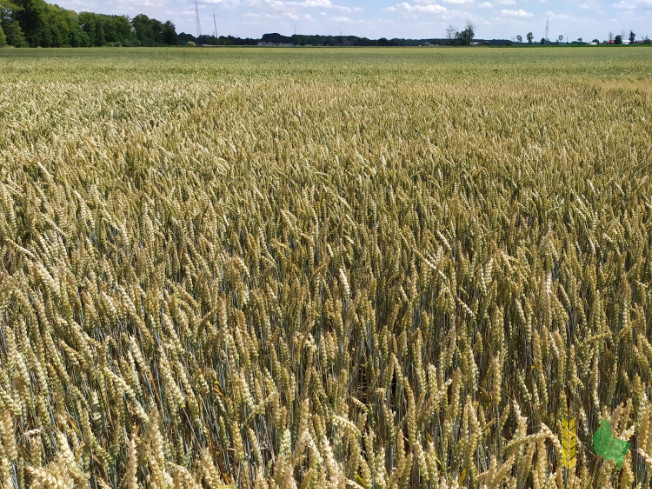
{"left": 195, "top": 0, "right": 202, "bottom": 38}
{"left": 213, "top": 11, "right": 218, "bottom": 39}
{"left": 545, "top": 17, "right": 550, "bottom": 42}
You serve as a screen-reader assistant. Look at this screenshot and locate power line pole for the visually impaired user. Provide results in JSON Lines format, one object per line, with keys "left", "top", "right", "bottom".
{"left": 213, "top": 10, "right": 218, "bottom": 40}
{"left": 195, "top": 0, "right": 202, "bottom": 39}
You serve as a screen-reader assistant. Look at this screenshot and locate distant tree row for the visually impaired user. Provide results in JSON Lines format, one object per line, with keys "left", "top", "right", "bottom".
{"left": 260, "top": 32, "right": 396, "bottom": 47}
{"left": 0, "top": 0, "right": 179, "bottom": 47}
{"left": 185, "top": 32, "right": 433, "bottom": 47}
{"left": 608, "top": 30, "right": 651, "bottom": 44}
{"left": 177, "top": 32, "right": 259, "bottom": 46}
{"left": 512, "top": 29, "right": 651, "bottom": 46}
{"left": 175, "top": 31, "right": 512, "bottom": 47}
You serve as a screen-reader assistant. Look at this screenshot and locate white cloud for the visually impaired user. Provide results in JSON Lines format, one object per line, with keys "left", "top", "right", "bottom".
{"left": 244, "top": 0, "right": 351, "bottom": 10}
{"left": 390, "top": 2, "right": 449, "bottom": 14}
{"left": 495, "top": 0, "right": 516, "bottom": 5}
{"left": 204, "top": 0, "right": 241, "bottom": 5}
{"left": 614, "top": 0, "right": 652, "bottom": 9}
{"left": 544, "top": 11, "right": 575, "bottom": 21}
{"left": 478, "top": 2, "right": 493, "bottom": 7}
{"left": 282, "top": 11, "right": 314, "bottom": 20}
{"left": 499, "top": 8, "right": 533, "bottom": 17}
{"left": 302, "top": 0, "right": 332, "bottom": 7}
{"left": 440, "top": 0, "right": 473, "bottom": 4}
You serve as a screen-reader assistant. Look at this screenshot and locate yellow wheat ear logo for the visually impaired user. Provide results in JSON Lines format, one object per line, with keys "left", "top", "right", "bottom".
{"left": 561, "top": 418, "right": 577, "bottom": 469}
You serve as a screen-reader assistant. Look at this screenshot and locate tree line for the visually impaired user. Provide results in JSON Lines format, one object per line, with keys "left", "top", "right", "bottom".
{"left": 0, "top": 4, "right": 502, "bottom": 49}
{"left": 2, "top": 3, "right": 650, "bottom": 50}
{"left": 0, "top": 4, "right": 493, "bottom": 49}
{"left": 175, "top": 32, "right": 459, "bottom": 47}
{"left": 512, "top": 30, "right": 650, "bottom": 46}
{"left": 255, "top": 25, "right": 477, "bottom": 47}
{"left": 0, "top": 0, "right": 179, "bottom": 47}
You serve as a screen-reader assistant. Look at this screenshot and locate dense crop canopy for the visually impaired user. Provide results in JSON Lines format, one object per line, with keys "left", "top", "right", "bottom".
{"left": 0, "top": 47, "right": 651, "bottom": 488}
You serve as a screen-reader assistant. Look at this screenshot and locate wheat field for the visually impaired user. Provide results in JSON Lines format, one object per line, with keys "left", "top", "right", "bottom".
{"left": 0, "top": 47, "right": 651, "bottom": 488}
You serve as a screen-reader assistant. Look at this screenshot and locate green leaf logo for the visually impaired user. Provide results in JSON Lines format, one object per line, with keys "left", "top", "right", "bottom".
{"left": 593, "top": 419, "right": 631, "bottom": 469}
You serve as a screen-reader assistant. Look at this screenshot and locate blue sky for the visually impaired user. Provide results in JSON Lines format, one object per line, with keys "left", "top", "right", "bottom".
{"left": 54, "top": 1, "right": 652, "bottom": 41}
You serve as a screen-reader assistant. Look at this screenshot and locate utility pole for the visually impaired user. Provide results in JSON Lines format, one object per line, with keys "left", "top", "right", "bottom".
{"left": 195, "top": 0, "right": 202, "bottom": 39}
{"left": 213, "top": 10, "right": 218, "bottom": 41}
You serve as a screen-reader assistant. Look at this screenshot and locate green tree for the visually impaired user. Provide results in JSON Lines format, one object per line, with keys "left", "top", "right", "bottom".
{"left": 44, "top": 5, "right": 72, "bottom": 47}
{"left": 131, "top": 13, "right": 153, "bottom": 45}
{"left": 516, "top": 34, "right": 522, "bottom": 43}
{"left": 15, "top": 0, "right": 47, "bottom": 47}
{"left": 106, "top": 15, "right": 134, "bottom": 45}
{"left": 455, "top": 21, "right": 474, "bottom": 46}
{"left": 149, "top": 17, "right": 165, "bottom": 44}
{"left": 79, "top": 12, "right": 136, "bottom": 46}
{"left": 4, "top": 19, "right": 24, "bottom": 45}
{"left": 0, "top": 22, "right": 6, "bottom": 45}
{"left": 79, "top": 12, "right": 101, "bottom": 45}
{"left": 130, "top": 14, "right": 176, "bottom": 46}
{"left": 64, "top": 10, "right": 89, "bottom": 46}
{"left": 629, "top": 30, "right": 635, "bottom": 44}
{"left": 162, "top": 20, "right": 177, "bottom": 45}
{"left": 526, "top": 31, "right": 533, "bottom": 44}
{"left": 14, "top": 0, "right": 74, "bottom": 47}
{"left": 614, "top": 34, "right": 622, "bottom": 44}
{"left": 1, "top": 0, "right": 26, "bottom": 46}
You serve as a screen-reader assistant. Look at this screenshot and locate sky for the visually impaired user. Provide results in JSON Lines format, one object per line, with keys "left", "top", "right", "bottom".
{"left": 53, "top": 0, "right": 652, "bottom": 42}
